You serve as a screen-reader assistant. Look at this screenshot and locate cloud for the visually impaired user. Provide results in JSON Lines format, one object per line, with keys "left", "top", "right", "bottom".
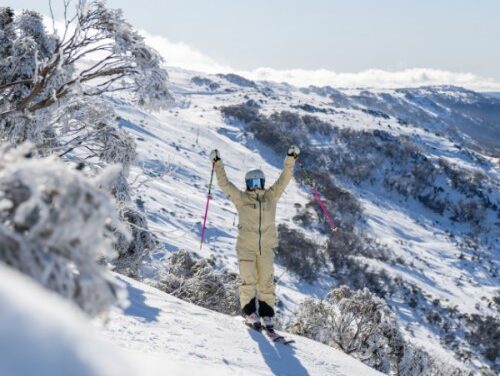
{"left": 34, "top": 13, "right": 500, "bottom": 92}
{"left": 240, "top": 67, "right": 500, "bottom": 92}
{"left": 141, "top": 31, "right": 232, "bottom": 74}
{"left": 141, "top": 31, "right": 500, "bottom": 92}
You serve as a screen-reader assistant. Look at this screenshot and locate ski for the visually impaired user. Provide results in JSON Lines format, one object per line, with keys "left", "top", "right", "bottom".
{"left": 239, "top": 316, "right": 294, "bottom": 345}
{"left": 263, "top": 327, "right": 295, "bottom": 345}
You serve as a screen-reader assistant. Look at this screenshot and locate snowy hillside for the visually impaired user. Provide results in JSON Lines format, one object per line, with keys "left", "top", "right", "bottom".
{"left": 104, "top": 273, "right": 384, "bottom": 376}
{"left": 1, "top": 3, "right": 497, "bottom": 375}
{"left": 0, "top": 263, "right": 382, "bottom": 376}
{"left": 112, "top": 67, "right": 498, "bottom": 374}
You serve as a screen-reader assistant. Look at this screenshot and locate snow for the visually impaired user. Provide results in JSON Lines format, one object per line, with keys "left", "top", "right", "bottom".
{"left": 2, "top": 57, "right": 497, "bottom": 373}
{"left": 0, "top": 262, "right": 382, "bottom": 376}
{"left": 0, "top": 263, "right": 133, "bottom": 376}
{"left": 359, "top": 191, "right": 496, "bottom": 314}
{"left": 3, "top": 6, "right": 498, "bottom": 374}
{"left": 103, "top": 274, "right": 384, "bottom": 376}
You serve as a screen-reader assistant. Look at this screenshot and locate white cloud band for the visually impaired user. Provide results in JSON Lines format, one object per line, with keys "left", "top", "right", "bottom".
{"left": 141, "top": 31, "right": 500, "bottom": 92}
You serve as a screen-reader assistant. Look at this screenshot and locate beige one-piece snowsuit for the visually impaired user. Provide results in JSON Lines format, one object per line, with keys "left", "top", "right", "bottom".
{"left": 214, "top": 156, "right": 296, "bottom": 315}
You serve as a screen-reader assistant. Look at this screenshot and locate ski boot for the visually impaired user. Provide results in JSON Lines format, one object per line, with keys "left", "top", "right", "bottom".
{"left": 245, "top": 312, "right": 262, "bottom": 331}
{"left": 261, "top": 316, "right": 274, "bottom": 331}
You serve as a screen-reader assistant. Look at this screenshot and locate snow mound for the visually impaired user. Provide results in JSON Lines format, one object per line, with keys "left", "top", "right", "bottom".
{"left": 0, "top": 264, "right": 134, "bottom": 376}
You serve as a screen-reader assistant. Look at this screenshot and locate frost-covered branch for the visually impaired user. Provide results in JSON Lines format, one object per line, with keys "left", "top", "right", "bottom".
{"left": 0, "top": 143, "right": 130, "bottom": 316}
{"left": 0, "top": 0, "right": 172, "bottom": 125}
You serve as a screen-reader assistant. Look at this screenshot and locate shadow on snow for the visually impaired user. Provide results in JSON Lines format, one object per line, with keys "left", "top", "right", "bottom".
{"left": 119, "top": 277, "right": 161, "bottom": 323}
{"left": 247, "top": 328, "right": 312, "bottom": 376}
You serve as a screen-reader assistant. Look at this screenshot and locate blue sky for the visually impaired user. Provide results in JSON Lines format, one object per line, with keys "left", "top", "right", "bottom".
{"left": 7, "top": 0, "right": 500, "bottom": 90}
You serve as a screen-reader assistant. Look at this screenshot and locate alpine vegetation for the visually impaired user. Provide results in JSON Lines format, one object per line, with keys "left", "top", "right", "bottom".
{"left": 0, "top": 1, "right": 171, "bottom": 311}
{"left": 0, "top": 1, "right": 172, "bottom": 266}
{"left": 275, "top": 224, "right": 326, "bottom": 282}
{"left": 153, "top": 250, "right": 240, "bottom": 315}
{"left": 291, "top": 285, "right": 472, "bottom": 376}
{"left": 0, "top": 143, "right": 129, "bottom": 316}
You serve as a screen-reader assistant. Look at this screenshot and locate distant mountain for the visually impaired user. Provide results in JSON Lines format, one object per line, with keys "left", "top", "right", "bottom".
{"left": 483, "top": 92, "right": 500, "bottom": 100}
{"left": 306, "top": 84, "right": 500, "bottom": 156}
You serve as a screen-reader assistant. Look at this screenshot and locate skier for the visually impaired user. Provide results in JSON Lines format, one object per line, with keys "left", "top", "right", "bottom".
{"left": 209, "top": 146, "right": 300, "bottom": 331}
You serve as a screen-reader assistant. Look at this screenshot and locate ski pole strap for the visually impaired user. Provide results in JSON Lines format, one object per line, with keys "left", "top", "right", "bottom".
{"left": 200, "top": 162, "right": 215, "bottom": 250}
{"left": 297, "top": 159, "right": 338, "bottom": 233}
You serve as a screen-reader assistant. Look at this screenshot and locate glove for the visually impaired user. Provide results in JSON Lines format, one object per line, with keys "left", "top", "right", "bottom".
{"left": 210, "top": 149, "right": 221, "bottom": 162}
{"left": 287, "top": 145, "right": 300, "bottom": 159}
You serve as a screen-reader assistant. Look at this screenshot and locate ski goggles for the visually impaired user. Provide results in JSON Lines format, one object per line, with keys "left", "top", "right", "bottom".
{"left": 246, "top": 178, "right": 265, "bottom": 190}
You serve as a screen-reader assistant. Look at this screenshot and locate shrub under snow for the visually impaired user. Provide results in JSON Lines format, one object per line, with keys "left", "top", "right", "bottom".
{"left": 113, "top": 206, "right": 158, "bottom": 277}
{"left": 0, "top": 144, "right": 129, "bottom": 316}
{"left": 290, "top": 285, "right": 471, "bottom": 375}
{"left": 154, "top": 250, "right": 240, "bottom": 315}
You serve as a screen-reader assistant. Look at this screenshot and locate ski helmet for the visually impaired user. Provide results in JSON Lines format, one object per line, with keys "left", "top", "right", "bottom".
{"left": 245, "top": 169, "right": 265, "bottom": 190}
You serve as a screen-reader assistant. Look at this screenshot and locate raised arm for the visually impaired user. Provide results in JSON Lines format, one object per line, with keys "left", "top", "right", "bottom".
{"left": 210, "top": 149, "right": 242, "bottom": 203}
{"left": 268, "top": 146, "right": 300, "bottom": 200}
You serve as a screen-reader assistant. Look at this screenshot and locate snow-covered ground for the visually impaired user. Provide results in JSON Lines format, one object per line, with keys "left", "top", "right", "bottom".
{"left": 0, "top": 263, "right": 381, "bottom": 376}
{"left": 103, "top": 274, "right": 383, "bottom": 376}
{"left": 0, "top": 264, "right": 133, "bottom": 376}
{"left": 2, "top": 5, "right": 497, "bottom": 375}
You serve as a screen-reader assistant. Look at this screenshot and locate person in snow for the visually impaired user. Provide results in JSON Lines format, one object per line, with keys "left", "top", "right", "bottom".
{"left": 209, "top": 146, "right": 300, "bottom": 329}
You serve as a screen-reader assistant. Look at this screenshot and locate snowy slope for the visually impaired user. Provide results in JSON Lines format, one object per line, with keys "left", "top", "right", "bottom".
{"left": 103, "top": 274, "right": 383, "bottom": 376}
{"left": 0, "top": 264, "right": 134, "bottom": 376}
{"left": 111, "top": 67, "right": 498, "bottom": 372}
{"left": 3, "top": 66, "right": 496, "bottom": 374}
{"left": 0, "top": 262, "right": 380, "bottom": 376}
{"left": 115, "top": 84, "right": 325, "bottom": 314}
{"left": 118, "top": 67, "right": 498, "bottom": 317}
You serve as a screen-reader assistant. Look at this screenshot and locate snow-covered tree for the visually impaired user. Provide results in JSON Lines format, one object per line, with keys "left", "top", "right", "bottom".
{"left": 0, "top": 1, "right": 167, "bottom": 277}
{"left": 0, "top": 2, "right": 171, "bottom": 122}
{"left": 0, "top": 143, "right": 129, "bottom": 316}
{"left": 0, "top": 1, "right": 171, "bottom": 161}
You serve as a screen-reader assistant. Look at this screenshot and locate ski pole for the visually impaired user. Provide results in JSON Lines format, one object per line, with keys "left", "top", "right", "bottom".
{"left": 297, "top": 159, "right": 338, "bottom": 233}
{"left": 200, "top": 162, "right": 215, "bottom": 250}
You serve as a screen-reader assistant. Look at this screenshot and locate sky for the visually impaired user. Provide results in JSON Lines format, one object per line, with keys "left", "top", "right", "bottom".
{"left": 7, "top": 0, "right": 500, "bottom": 90}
